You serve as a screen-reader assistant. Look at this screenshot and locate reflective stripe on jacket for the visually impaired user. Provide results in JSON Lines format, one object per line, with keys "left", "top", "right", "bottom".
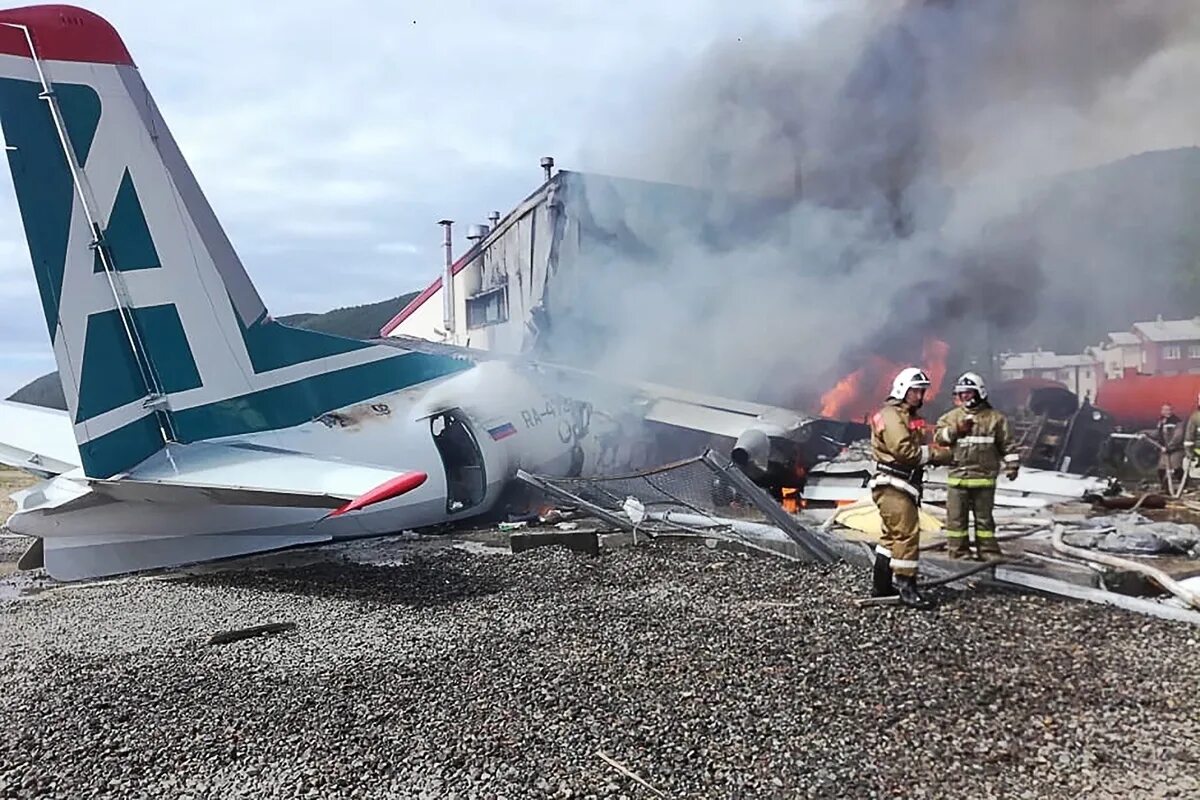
{"left": 871, "top": 399, "right": 934, "bottom": 498}
{"left": 934, "top": 403, "right": 1016, "bottom": 481}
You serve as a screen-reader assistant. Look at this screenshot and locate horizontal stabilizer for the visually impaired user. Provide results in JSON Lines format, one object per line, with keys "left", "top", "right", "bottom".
{"left": 0, "top": 401, "right": 80, "bottom": 477}
{"left": 9, "top": 441, "right": 431, "bottom": 581}
{"left": 112, "top": 441, "right": 427, "bottom": 512}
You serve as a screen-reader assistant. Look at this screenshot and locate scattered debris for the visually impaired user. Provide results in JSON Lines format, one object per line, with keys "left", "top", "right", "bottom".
{"left": 516, "top": 449, "right": 1200, "bottom": 626}
{"left": 595, "top": 750, "right": 668, "bottom": 798}
{"left": 1051, "top": 525, "right": 1200, "bottom": 611}
{"left": 805, "top": 458, "right": 1118, "bottom": 510}
{"left": 1063, "top": 513, "right": 1200, "bottom": 556}
{"left": 1092, "top": 493, "right": 1167, "bottom": 511}
{"left": 206, "top": 622, "right": 297, "bottom": 646}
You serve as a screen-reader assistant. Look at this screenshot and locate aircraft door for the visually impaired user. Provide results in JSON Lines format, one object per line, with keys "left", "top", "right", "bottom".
{"left": 431, "top": 409, "right": 487, "bottom": 514}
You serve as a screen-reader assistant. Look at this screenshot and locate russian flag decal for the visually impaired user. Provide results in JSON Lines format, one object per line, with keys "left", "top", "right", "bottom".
{"left": 487, "top": 422, "right": 517, "bottom": 441}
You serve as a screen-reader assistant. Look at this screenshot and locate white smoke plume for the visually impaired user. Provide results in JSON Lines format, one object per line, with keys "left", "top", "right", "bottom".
{"left": 558, "top": 0, "right": 1200, "bottom": 412}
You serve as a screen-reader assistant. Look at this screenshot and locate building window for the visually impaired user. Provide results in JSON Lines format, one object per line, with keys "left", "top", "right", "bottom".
{"left": 466, "top": 285, "right": 508, "bottom": 329}
{"left": 1165, "top": 345, "right": 1182, "bottom": 360}
{"left": 1189, "top": 345, "right": 1200, "bottom": 360}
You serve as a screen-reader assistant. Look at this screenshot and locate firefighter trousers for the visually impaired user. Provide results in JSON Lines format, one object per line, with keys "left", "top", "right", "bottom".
{"left": 872, "top": 486, "right": 920, "bottom": 577}
{"left": 945, "top": 484, "right": 999, "bottom": 555}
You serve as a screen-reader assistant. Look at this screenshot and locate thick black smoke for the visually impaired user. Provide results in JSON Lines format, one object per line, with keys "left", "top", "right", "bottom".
{"left": 564, "top": 0, "right": 1200, "bottom": 409}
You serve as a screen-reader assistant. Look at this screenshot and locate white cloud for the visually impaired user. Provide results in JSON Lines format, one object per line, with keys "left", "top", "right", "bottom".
{"left": 375, "top": 241, "right": 422, "bottom": 256}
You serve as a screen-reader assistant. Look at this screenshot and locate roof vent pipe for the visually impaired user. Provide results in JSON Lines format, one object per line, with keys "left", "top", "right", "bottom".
{"left": 438, "top": 219, "right": 454, "bottom": 340}
{"left": 541, "top": 156, "right": 554, "bottom": 182}
{"left": 488, "top": 210, "right": 501, "bottom": 229}
{"left": 466, "top": 224, "right": 490, "bottom": 243}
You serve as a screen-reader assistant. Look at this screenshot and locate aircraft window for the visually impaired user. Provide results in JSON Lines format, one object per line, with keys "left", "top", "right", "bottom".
{"left": 431, "top": 410, "right": 486, "bottom": 513}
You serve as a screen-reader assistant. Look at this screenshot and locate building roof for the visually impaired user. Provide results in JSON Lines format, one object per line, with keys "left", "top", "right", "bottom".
{"left": 1106, "top": 331, "right": 1140, "bottom": 347}
{"left": 1001, "top": 351, "right": 1100, "bottom": 372}
{"left": 1132, "top": 317, "right": 1200, "bottom": 343}
{"left": 377, "top": 177, "right": 555, "bottom": 336}
{"left": 378, "top": 249, "right": 477, "bottom": 336}
{"left": 379, "top": 168, "right": 720, "bottom": 337}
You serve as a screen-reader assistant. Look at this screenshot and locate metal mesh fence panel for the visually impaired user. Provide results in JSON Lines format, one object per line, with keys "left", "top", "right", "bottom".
{"left": 547, "top": 457, "right": 766, "bottom": 523}
{"left": 521, "top": 455, "right": 834, "bottom": 562}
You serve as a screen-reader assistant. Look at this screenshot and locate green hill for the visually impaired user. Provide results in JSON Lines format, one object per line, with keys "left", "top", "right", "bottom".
{"left": 7, "top": 292, "right": 418, "bottom": 411}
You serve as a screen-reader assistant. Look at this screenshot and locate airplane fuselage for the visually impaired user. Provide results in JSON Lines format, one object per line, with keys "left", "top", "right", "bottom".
{"left": 6, "top": 358, "right": 686, "bottom": 578}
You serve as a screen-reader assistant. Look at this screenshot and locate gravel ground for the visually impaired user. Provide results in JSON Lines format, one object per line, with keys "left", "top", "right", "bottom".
{"left": 1, "top": 540, "right": 1199, "bottom": 800}
{"left": 0, "top": 467, "right": 35, "bottom": 578}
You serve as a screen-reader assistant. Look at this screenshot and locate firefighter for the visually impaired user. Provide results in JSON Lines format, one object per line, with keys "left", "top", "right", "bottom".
{"left": 1183, "top": 394, "right": 1200, "bottom": 477}
{"left": 934, "top": 372, "right": 1019, "bottom": 559}
{"left": 1151, "top": 403, "right": 1185, "bottom": 492}
{"left": 869, "top": 366, "right": 950, "bottom": 608}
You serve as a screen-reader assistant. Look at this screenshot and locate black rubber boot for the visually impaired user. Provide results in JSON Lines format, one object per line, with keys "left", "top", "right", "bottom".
{"left": 895, "top": 574, "right": 933, "bottom": 610}
{"left": 871, "top": 553, "right": 897, "bottom": 597}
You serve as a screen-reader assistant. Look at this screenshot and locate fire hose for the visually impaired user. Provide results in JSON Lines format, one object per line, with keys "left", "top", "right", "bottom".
{"left": 1051, "top": 524, "right": 1200, "bottom": 611}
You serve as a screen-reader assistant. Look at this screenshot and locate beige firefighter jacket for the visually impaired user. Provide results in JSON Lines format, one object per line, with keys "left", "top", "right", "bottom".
{"left": 870, "top": 399, "right": 947, "bottom": 499}
{"left": 934, "top": 403, "right": 1019, "bottom": 486}
{"left": 1183, "top": 410, "right": 1200, "bottom": 457}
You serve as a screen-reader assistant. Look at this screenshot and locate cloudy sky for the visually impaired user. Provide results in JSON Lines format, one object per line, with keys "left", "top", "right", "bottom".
{"left": 0, "top": 0, "right": 835, "bottom": 396}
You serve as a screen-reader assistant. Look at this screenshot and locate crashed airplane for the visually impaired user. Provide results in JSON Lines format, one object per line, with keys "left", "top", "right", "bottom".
{"left": 0, "top": 5, "right": 846, "bottom": 581}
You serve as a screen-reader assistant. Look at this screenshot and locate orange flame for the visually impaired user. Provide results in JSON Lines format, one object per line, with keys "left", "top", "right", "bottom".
{"left": 817, "top": 338, "right": 950, "bottom": 421}
{"left": 923, "top": 337, "right": 949, "bottom": 405}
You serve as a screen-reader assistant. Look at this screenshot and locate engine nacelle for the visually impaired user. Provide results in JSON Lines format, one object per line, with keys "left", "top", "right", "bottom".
{"left": 730, "top": 421, "right": 809, "bottom": 490}
{"left": 731, "top": 417, "right": 872, "bottom": 491}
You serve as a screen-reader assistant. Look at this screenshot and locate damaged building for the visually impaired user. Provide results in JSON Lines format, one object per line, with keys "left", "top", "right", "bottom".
{"left": 381, "top": 160, "right": 721, "bottom": 367}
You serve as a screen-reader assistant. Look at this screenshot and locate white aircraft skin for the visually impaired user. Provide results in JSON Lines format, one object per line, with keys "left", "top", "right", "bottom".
{"left": 5, "top": 360, "right": 647, "bottom": 580}
{"left": 0, "top": 5, "right": 816, "bottom": 581}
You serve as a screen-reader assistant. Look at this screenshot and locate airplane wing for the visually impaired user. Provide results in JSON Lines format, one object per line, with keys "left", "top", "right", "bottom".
{"left": 0, "top": 401, "right": 81, "bottom": 477}
{"left": 10, "top": 441, "right": 431, "bottom": 581}
{"left": 16, "top": 441, "right": 429, "bottom": 515}
{"left": 377, "top": 335, "right": 814, "bottom": 437}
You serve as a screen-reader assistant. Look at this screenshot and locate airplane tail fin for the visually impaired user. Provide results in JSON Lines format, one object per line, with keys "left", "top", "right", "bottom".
{"left": 0, "top": 6, "right": 467, "bottom": 479}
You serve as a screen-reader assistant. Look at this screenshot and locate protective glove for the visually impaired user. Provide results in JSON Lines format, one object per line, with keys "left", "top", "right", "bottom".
{"left": 1005, "top": 467, "right": 1020, "bottom": 481}
{"left": 954, "top": 417, "right": 975, "bottom": 437}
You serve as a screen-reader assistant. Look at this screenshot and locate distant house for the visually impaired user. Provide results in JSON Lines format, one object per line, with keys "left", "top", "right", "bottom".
{"left": 1098, "top": 331, "right": 1142, "bottom": 380}
{"left": 1131, "top": 316, "right": 1200, "bottom": 376}
{"left": 999, "top": 349, "right": 1102, "bottom": 401}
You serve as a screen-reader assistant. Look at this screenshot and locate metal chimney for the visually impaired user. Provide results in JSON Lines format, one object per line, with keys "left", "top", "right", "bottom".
{"left": 438, "top": 219, "right": 454, "bottom": 339}
{"left": 488, "top": 210, "right": 501, "bottom": 229}
{"left": 540, "top": 156, "right": 554, "bottom": 182}
{"left": 466, "top": 223, "right": 490, "bottom": 243}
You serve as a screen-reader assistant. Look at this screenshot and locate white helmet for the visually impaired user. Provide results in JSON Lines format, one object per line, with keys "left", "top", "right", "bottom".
{"left": 889, "top": 367, "right": 932, "bottom": 401}
{"left": 954, "top": 371, "right": 988, "bottom": 401}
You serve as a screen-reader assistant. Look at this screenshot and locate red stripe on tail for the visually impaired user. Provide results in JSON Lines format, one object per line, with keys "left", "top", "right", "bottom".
{"left": 0, "top": 6, "right": 135, "bottom": 66}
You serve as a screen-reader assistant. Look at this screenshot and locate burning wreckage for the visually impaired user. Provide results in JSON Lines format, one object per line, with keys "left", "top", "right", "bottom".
{"left": 506, "top": 349, "right": 1200, "bottom": 627}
